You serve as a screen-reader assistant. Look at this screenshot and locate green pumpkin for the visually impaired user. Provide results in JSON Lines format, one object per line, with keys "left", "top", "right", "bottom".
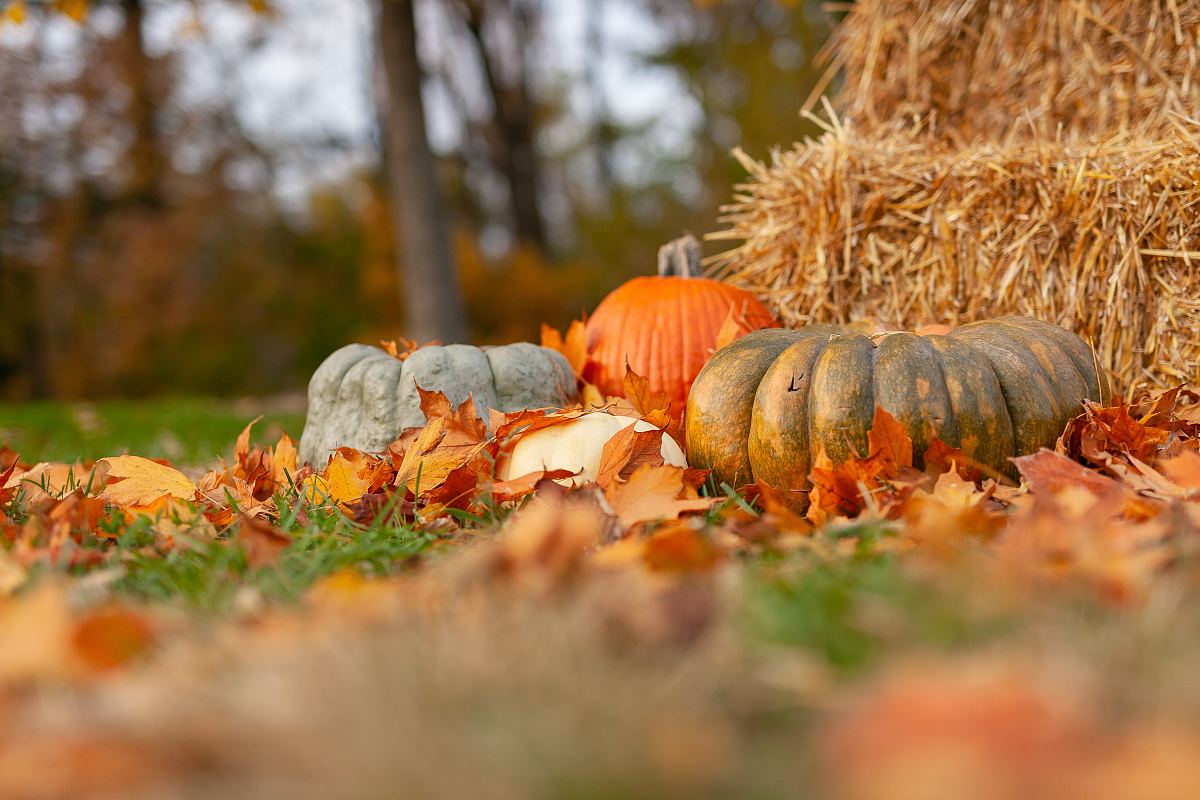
{"left": 685, "top": 316, "right": 1109, "bottom": 499}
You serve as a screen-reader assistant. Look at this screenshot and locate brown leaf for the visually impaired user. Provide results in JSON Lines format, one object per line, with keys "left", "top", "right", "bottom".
{"left": 605, "top": 464, "right": 716, "bottom": 528}
{"left": 236, "top": 513, "right": 291, "bottom": 568}
{"left": 234, "top": 415, "right": 263, "bottom": 465}
{"left": 5, "top": 461, "right": 92, "bottom": 511}
{"left": 923, "top": 437, "right": 985, "bottom": 482}
{"left": 868, "top": 407, "right": 914, "bottom": 474}
{"left": 47, "top": 491, "right": 107, "bottom": 540}
{"left": 993, "top": 489, "right": 1171, "bottom": 602}
{"left": 489, "top": 470, "right": 579, "bottom": 503}
{"left": 0, "top": 460, "right": 18, "bottom": 511}
{"left": 904, "top": 469, "right": 1005, "bottom": 546}
{"left": 381, "top": 337, "right": 441, "bottom": 361}
{"left": 806, "top": 450, "right": 887, "bottom": 525}
{"left": 622, "top": 364, "right": 673, "bottom": 419}
{"left": 642, "top": 521, "right": 724, "bottom": 572}
{"left": 488, "top": 493, "right": 607, "bottom": 591}
{"left": 416, "top": 387, "right": 489, "bottom": 447}
{"left": 1013, "top": 449, "right": 1122, "bottom": 497}
{"left": 595, "top": 424, "right": 670, "bottom": 488}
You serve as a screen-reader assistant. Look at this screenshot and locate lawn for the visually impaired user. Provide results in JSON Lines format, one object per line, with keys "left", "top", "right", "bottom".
{"left": 0, "top": 396, "right": 305, "bottom": 465}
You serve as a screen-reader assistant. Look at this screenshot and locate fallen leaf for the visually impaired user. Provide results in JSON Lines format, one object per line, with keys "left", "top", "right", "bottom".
{"left": 642, "top": 521, "right": 724, "bottom": 572}
{"left": 271, "top": 431, "right": 299, "bottom": 487}
{"left": 595, "top": 424, "right": 671, "bottom": 488}
{"left": 70, "top": 606, "right": 155, "bottom": 672}
{"left": 416, "top": 387, "right": 489, "bottom": 446}
{"left": 236, "top": 514, "right": 291, "bottom": 568}
{"left": 97, "top": 455, "right": 197, "bottom": 507}
{"left": 381, "top": 337, "right": 440, "bottom": 361}
{"left": 1013, "top": 449, "right": 1122, "bottom": 497}
{"left": 923, "top": 437, "right": 985, "bottom": 482}
{"left": 623, "top": 365, "right": 674, "bottom": 420}
{"left": 868, "top": 407, "right": 914, "bottom": 473}
{"left": 540, "top": 318, "right": 590, "bottom": 377}
{"left": 5, "top": 461, "right": 92, "bottom": 511}
{"left": 605, "top": 464, "right": 715, "bottom": 528}
{"left": 807, "top": 450, "right": 887, "bottom": 525}
{"left": 489, "top": 470, "right": 579, "bottom": 503}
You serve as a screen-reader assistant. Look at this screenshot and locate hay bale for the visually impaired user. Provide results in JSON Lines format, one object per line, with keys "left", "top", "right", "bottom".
{"left": 710, "top": 116, "right": 1200, "bottom": 394}
{"left": 823, "top": 0, "right": 1200, "bottom": 144}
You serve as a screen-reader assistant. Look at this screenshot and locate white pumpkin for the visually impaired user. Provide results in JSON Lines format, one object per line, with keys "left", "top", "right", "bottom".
{"left": 497, "top": 412, "right": 687, "bottom": 487}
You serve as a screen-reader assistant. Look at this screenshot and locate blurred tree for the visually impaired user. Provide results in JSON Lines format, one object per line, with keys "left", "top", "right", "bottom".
{"left": 377, "top": 0, "right": 466, "bottom": 342}
{"left": 0, "top": 0, "right": 839, "bottom": 400}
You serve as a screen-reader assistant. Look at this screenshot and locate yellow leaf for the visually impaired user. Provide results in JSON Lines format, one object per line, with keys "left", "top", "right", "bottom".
{"left": 272, "top": 432, "right": 298, "bottom": 486}
{"left": 300, "top": 474, "right": 332, "bottom": 505}
{"left": 712, "top": 305, "right": 743, "bottom": 354}
{"left": 4, "top": 1, "right": 27, "bottom": 24}
{"left": 52, "top": 0, "right": 87, "bottom": 22}
{"left": 97, "top": 455, "right": 197, "bottom": 506}
{"left": 323, "top": 452, "right": 371, "bottom": 507}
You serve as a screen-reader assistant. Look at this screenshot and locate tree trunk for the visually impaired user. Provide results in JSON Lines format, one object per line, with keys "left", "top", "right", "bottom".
{"left": 119, "top": 0, "right": 165, "bottom": 207}
{"left": 378, "top": 0, "right": 467, "bottom": 342}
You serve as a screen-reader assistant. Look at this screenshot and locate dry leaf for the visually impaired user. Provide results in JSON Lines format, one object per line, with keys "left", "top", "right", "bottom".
{"left": 605, "top": 464, "right": 715, "bottom": 528}
{"left": 868, "top": 407, "right": 914, "bottom": 473}
{"left": 595, "top": 424, "right": 670, "bottom": 488}
{"left": 236, "top": 514, "right": 291, "bottom": 569}
{"left": 540, "top": 318, "right": 590, "bottom": 377}
{"left": 70, "top": 607, "right": 156, "bottom": 672}
{"left": 622, "top": 365, "right": 674, "bottom": 419}
{"left": 98, "top": 456, "right": 197, "bottom": 506}
{"left": 1013, "top": 449, "right": 1122, "bottom": 497}
{"left": 642, "top": 521, "right": 724, "bottom": 572}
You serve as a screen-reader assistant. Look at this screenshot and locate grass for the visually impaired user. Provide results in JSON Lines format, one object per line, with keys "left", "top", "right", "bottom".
{"left": 0, "top": 396, "right": 305, "bottom": 465}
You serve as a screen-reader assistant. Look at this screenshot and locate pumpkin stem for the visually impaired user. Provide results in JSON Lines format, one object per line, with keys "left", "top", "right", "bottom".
{"left": 657, "top": 234, "right": 702, "bottom": 278}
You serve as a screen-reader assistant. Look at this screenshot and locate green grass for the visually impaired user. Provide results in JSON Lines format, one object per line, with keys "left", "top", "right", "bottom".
{"left": 111, "top": 500, "right": 440, "bottom": 611}
{"left": 13, "top": 489, "right": 442, "bottom": 612}
{"left": 0, "top": 397, "right": 305, "bottom": 465}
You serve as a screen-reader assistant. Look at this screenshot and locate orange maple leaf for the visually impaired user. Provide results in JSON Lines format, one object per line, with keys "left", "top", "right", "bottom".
{"left": 867, "top": 407, "right": 914, "bottom": 474}
{"left": 540, "top": 318, "right": 590, "bottom": 378}
{"left": 605, "top": 464, "right": 716, "bottom": 528}
{"left": 642, "top": 521, "right": 724, "bottom": 572}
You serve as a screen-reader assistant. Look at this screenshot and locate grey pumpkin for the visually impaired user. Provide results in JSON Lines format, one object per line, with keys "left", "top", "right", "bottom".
{"left": 298, "top": 342, "right": 577, "bottom": 466}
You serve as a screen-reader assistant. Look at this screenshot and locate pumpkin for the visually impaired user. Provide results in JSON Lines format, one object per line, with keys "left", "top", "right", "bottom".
{"left": 585, "top": 235, "right": 776, "bottom": 412}
{"left": 685, "top": 316, "right": 1110, "bottom": 499}
{"left": 299, "top": 342, "right": 577, "bottom": 466}
{"left": 497, "top": 412, "right": 687, "bottom": 487}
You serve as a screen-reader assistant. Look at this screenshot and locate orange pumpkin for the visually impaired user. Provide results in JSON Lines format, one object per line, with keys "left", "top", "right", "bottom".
{"left": 585, "top": 236, "right": 776, "bottom": 412}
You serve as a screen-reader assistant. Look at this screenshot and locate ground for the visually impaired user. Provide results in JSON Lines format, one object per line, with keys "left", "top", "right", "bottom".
{"left": 1, "top": 396, "right": 1199, "bottom": 800}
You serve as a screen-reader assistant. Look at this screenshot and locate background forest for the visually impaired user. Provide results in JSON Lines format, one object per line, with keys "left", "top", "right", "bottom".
{"left": 0, "top": 0, "right": 836, "bottom": 400}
